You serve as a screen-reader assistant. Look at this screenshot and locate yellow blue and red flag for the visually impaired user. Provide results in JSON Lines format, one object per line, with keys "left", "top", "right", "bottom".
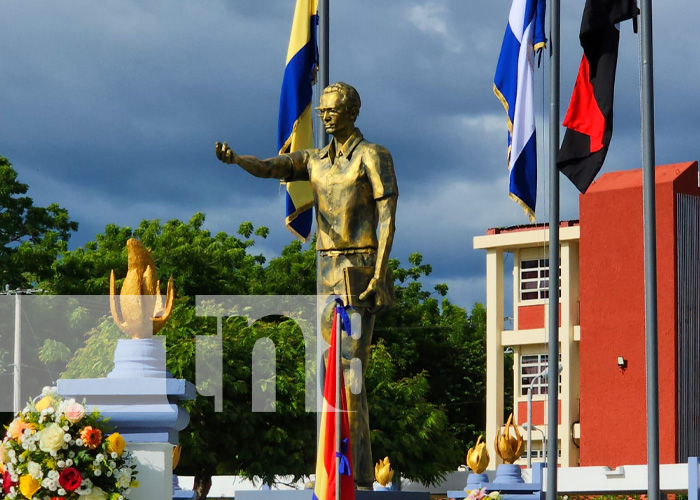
{"left": 313, "top": 303, "right": 355, "bottom": 500}
{"left": 493, "top": 0, "right": 546, "bottom": 221}
{"left": 278, "top": 0, "right": 318, "bottom": 241}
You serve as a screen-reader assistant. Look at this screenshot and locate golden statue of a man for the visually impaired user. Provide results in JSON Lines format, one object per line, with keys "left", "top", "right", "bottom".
{"left": 215, "top": 82, "right": 398, "bottom": 488}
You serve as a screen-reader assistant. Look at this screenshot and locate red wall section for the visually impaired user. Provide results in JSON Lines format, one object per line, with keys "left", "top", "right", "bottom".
{"left": 517, "top": 400, "right": 562, "bottom": 426}
{"left": 518, "top": 305, "right": 544, "bottom": 329}
{"left": 578, "top": 162, "right": 698, "bottom": 467}
{"left": 518, "top": 304, "right": 562, "bottom": 330}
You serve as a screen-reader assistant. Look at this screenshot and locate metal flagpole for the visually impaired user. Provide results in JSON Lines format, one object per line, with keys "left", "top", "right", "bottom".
{"left": 639, "top": 1, "right": 660, "bottom": 499}
{"left": 14, "top": 292, "right": 21, "bottom": 414}
{"left": 315, "top": 0, "right": 330, "bottom": 480}
{"left": 335, "top": 309, "right": 342, "bottom": 500}
{"left": 546, "top": 0, "right": 561, "bottom": 499}
{"left": 317, "top": 0, "right": 329, "bottom": 149}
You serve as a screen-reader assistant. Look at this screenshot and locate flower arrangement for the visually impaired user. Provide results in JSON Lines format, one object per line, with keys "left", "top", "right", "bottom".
{"left": 466, "top": 487, "right": 502, "bottom": 500}
{"left": 0, "top": 387, "right": 138, "bottom": 500}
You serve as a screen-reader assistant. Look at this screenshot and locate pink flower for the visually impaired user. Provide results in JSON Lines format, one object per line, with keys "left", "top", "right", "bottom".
{"left": 467, "top": 488, "right": 487, "bottom": 500}
{"left": 64, "top": 401, "right": 86, "bottom": 424}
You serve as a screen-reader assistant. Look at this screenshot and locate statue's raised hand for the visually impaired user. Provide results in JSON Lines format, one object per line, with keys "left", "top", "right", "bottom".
{"left": 215, "top": 142, "right": 239, "bottom": 164}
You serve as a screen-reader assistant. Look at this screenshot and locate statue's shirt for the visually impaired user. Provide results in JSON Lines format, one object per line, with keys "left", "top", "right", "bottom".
{"left": 285, "top": 128, "right": 398, "bottom": 251}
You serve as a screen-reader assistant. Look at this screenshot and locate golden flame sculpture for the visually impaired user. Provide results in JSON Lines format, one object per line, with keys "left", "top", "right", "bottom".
{"left": 494, "top": 414, "right": 525, "bottom": 464}
{"left": 110, "top": 238, "right": 174, "bottom": 339}
{"left": 374, "top": 456, "right": 394, "bottom": 487}
{"left": 172, "top": 445, "right": 182, "bottom": 470}
{"left": 466, "top": 435, "right": 490, "bottom": 474}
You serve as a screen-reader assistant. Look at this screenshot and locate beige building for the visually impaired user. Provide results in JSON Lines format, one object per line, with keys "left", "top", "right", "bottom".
{"left": 473, "top": 222, "right": 581, "bottom": 468}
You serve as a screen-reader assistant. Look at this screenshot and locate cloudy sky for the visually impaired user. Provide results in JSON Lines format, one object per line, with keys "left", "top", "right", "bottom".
{"left": 1, "top": 0, "right": 698, "bottom": 311}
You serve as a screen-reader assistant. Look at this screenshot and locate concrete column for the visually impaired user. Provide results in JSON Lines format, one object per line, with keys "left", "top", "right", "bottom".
{"left": 485, "top": 249, "right": 505, "bottom": 469}
{"left": 560, "top": 241, "right": 580, "bottom": 467}
{"left": 129, "top": 443, "right": 174, "bottom": 500}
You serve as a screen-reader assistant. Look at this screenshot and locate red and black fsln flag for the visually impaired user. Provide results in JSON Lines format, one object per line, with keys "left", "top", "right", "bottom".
{"left": 557, "top": 0, "right": 636, "bottom": 193}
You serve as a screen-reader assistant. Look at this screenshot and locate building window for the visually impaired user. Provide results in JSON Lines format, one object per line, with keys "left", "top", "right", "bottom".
{"left": 520, "top": 354, "right": 561, "bottom": 395}
{"left": 524, "top": 448, "right": 561, "bottom": 460}
{"left": 520, "top": 259, "right": 560, "bottom": 301}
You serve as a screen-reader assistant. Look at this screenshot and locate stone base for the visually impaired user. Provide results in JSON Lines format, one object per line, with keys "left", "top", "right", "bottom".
{"left": 58, "top": 377, "right": 195, "bottom": 444}
{"left": 129, "top": 442, "right": 174, "bottom": 500}
{"left": 108, "top": 339, "right": 173, "bottom": 379}
{"left": 58, "top": 338, "right": 195, "bottom": 444}
{"left": 465, "top": 472, "right": 490, "bottom": 489}
{"left": 235, "top": 491, "right": 429, "bottom": 499}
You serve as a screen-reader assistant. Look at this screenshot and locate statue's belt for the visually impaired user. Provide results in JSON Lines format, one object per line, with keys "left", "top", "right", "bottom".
{"left": 318, "top": 248, "right": 375, "bottom": 256}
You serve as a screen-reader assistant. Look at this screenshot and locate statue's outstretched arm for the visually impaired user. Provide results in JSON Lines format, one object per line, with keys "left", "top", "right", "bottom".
{"left": 215, "top": 141, "right": 293, "bottom": 180}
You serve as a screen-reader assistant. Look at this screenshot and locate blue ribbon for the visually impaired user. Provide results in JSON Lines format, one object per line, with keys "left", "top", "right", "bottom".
{"left": 334, "top": 298, "right": 352, "bottom": 337}
{"left": 335, "top": 438, "right": 352, "bottom": 476}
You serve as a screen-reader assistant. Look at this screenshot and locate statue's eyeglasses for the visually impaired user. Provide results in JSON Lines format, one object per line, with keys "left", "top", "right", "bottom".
{"left": 314, "top": 107, "right": 341, "bottom": 117}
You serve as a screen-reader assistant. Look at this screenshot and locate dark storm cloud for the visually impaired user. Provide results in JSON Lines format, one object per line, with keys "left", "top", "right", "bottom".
{"left": 1, "top": 0, "right": 699, "bottom": 309}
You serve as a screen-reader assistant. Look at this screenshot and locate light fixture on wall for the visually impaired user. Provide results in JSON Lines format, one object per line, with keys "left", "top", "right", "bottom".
{"left": 617, "top": 356, "right": 627, "bottom": 371}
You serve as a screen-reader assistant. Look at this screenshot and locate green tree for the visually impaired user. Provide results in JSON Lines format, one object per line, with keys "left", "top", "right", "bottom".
{"left": 48, "top": 216, "right": 487, "bottom": 497}
{"left": 371, "top": 253, "right": 487, "bottom": 484}
{"left": 0, "top": 154, "right": 78, "bottom": 428}
{"left": 0, "top": 155, "right": 78, "bottom": 289}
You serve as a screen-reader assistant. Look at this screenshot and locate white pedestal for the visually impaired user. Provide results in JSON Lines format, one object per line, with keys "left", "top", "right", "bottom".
{"left": 129, "top": 442, "right": 175, "bottom": 500}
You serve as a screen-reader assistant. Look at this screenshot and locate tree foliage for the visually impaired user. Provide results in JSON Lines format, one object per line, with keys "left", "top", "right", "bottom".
{"left": 370, "top": 253, "right": 487, "bottom": 484}
{"left": 0, "top": 155, "right": 78, "bottom": 289}
{"left": 21, "top": 210, "right": 487, "bottom": 497}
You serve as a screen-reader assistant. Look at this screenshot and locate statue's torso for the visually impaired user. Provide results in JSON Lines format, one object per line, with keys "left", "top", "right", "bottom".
{"left": 287, "top": 129, "right": 398, "bottom": 251}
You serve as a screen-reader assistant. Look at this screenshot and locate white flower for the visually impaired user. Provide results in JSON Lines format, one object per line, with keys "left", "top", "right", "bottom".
{"left": 105, "top": 470, "right": 112, "bottom": 477}
{"left": 58, "top": 488, "right": 66, "bottom": 495}
{"left": 96, "top": 453, "right": 104, "bottom": 461}
{"left": 68, "top": 451, "right": 75, "bottom": 458}
{"left": 38, "top": 423, "right": 65, "bottom": 453}
{"left": 29, "top": 444, "right": 37, "bottom": 452}
{"left": 57, "top": 460, "right": 66, "bottom": 468}
{"left": 110, "top": 452, "right": 118, "bottom": 459}
{"left": 27, "top": 460, "right": 43, "bottom": 479}
{"left": 65, "top": 458, "right": 73, "bottom": 467}
{"left": 75, "top": 438, "right": 83, "bottom": 446}
{"left": 63, "top": 434, "right": 72, "bottom": 442}
{"left": 117, "top": 473, "right": 132, "bottom": 488}
{"left": 109, "top": 461, "right": 116, "bottom": 468}
{"left": 75, "top": 477, "right": 94, "bottom": 495}
{"left": 94, "top": 469, "right": 102, "bottom": 476}
{"left": 48, "top": 470, "right": 60, "bottom": 480}
{"left": 62, "top": 426, "right": 69, "bottom": 432}
{"left": 83, "top": 486, "right": 110, "bottom": 500}
{"left": 62, "top": 444, "right": 69, "bottom": 450}
{"left": 8, "top": 449, "right": 15, "bottom": 458}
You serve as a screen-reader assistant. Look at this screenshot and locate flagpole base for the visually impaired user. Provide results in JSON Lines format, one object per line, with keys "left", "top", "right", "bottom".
{"left": 235, "top": 492, "right": 430, "bottom": 499}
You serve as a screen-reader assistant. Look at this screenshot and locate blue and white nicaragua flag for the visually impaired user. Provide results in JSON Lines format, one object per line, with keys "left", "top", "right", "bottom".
{"left": 493, "top": 0, "right": 546, "bottom": 221}
{"left": 278, "top": 0, "right": 318, "bottom": 241}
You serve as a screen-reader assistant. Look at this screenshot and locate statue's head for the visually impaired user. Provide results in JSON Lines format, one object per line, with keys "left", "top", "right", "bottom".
{"left": 317, "top": 82, "right": 361, "bottom": 137}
